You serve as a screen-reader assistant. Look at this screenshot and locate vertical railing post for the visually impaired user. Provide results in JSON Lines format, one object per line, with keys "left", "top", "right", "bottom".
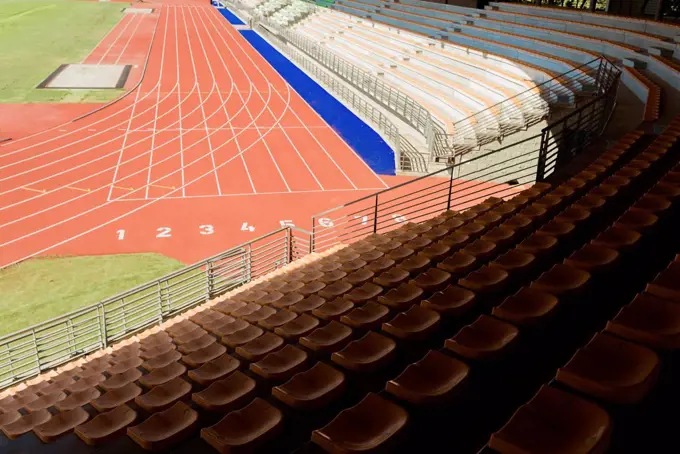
{"left": 311, "top": 216, "right": 316, "bottom": 252}
{"left": 206, "top": 261, "right": 215, "bottom": 300}
{"left": 156, "top": 283, "right": 164, "bottom": 323}
{"left": 30, "top": 329, "right": 40, "bottom": 374}
{"left": 99, "top": 304, "right": 108, "bottom": 348}
{"left": 286, "top": 228, "right": 293, "bottom": 265}
{"left": 446, "top": 163, "right": 455, "bottom": 211}
{"left": 373, "top": 194, "right": 379, "bottom": 234}
{"left": 536, "top": 128, "right": 550, "bottom": 182}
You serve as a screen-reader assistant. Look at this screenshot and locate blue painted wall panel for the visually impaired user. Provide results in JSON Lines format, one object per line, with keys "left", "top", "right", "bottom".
{"left": 219, "top": 8, "right": 245, "bottom": 25}
{"left": 230, "top": 26, "right": 395, "bottom": 175}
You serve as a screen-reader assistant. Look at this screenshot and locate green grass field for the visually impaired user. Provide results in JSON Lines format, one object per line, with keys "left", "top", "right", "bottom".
{"left": 0, "top": 0, "right": 128, "bottom": 103}
{"left": 0, "top": 254, "right": 185, "bottom": 337}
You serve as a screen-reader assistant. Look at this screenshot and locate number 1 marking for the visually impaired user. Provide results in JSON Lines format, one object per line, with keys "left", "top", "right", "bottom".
{"left": 116, "top": 229, "right": 125, "bottom": 240}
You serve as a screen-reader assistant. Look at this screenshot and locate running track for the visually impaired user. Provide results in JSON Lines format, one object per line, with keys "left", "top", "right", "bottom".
{"left": 0, "top": 3, "right": 400, "bottom": 267}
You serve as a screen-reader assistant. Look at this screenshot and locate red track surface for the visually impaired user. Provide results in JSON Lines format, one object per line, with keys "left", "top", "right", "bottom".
{"left": 0, "top": 3, "right": 399, "bottom": 267}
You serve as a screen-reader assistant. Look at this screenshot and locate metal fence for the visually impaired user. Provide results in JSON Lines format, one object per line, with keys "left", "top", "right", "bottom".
{"left": 430, "top": 57, "right": 620, "bottom": 161}
{"left": 0, "top": 227, "right": 311, "bottom": 390}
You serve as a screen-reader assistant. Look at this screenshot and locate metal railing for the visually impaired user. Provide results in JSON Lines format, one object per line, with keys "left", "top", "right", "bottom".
{"left": 430, "top": 57, "right": 620, "bottom": 161}
{"left": 311, "top": 63, "right": 620, "bottom": 251}
{"left": 0, "top": 227, "right": 311, "bottom": 390}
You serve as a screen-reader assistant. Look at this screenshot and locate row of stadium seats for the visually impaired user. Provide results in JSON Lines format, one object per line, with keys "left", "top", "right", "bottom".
{"left": 1, "top": 114, "right": 679, "bottom": 452}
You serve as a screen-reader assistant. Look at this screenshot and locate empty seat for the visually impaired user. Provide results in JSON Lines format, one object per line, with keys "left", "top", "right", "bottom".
{"left": 420, "top": 284, "right": 477, "bottom": 316}
{"left": 182, "top": 342, "right": 227, "bottom": 368}
{"left": 646, "top": 267, "right": 680, "bottom": 302}
{"left": 300, "top": 321, "right": 353, "bottom": 354}
{"left": 275, "top": 313, "right": 320, "bottom": 340}
{"left": 516, "top": 233, "right": 558, "bottom": 257}
{"left": 459, "top": 266, "right": 509, "bottom": 296}
{"left": 55, "top": 387, "right": 101, "bottom": 411}
{"left": 250, "top": 344, "right": 308, "bottom": 382}
{"left": 439, "top": 232, "right": 470, "bottom": 249}
{"left": 272, "top": 362, "right": 345, "bottom": 410}
{"left": 420, "top": 242, "right": 451, "bottom": 261}
{"left": 591, "top": 227, "right": 641, "bottom": 252}
{"left": 75, "top": 404, "right": 137, "bottom": 445}
{"left": 332, "top": 331, "right": 396, "bottom": 373}
{"left": 192, "top": 371, "right": 257, "bottom": 412}
{"left": 399, "top": 254, "right": 431, "bottom": 275}
{"left": 142, "top": 350, "right": 182, "bottom": 371}
{"left": 211, "top": 319, "right": 250, "bottom": 338}
{"left": 291, "top": 295, "right": 326, "bottom": 313}
{"left": 404, "top": 237, "right": 433, "bottom": 251}
{"left": 127, "top": 401, "right": 198, "bottom": 451}
{"left": 139, "top": 342, "right": 176, "bottom": 361}
{"left": 213, "top": 300, "right": 247, "bottom": 315}
{"left": 139, "top": 362, "right": 186, "bottom": 389}
{"left": 341, "top": 258, "right": 369, "bottom": 273}
{"left": 91, "top": 382, "right": 142, "bottom": 412}
{"left": 188, "top": 354, "right": 241, "bottom": 386}
{"left": 319, "top": 269, "right": 349, "bottom": 284}
{"left": 605, "top": 293, "right": 680, "bottom": 350}
{"left": 378, "top": 283, "right": 424, "bottom": 310}
{"left": 33, "top": 407, "right": 89, "bottom": 443}
{"left": 530, "top": 264, "right": 591, "bottom": 297}
{"left": 313, "top": 298, "right": 355, "bottom": 321}
{"left": 177, "top": 333, "right": 216, "bottom": 355}
{"left": 222, "top": 324, "right": 264, "bottom": 349}
{"left": 259, "top": 310, "right": 298, "bottom": 330}
{"left": 273, "top": 292, "right": 304, "bottom": 309}
{"left": 366, "top": 257, "right": 396, "bottom": 273}
{"left": 382, "top": 305, "right": 441, "bottom": 341}
{"left": 319, "top": 280, "right": 354, "bottom": 299}
{"left": 481, "top": 226, "right": 516, "bottom": 249}
{"left": 489, "top": 385, "right": 611, "bottom": 454}
{"left": 235, "top": 332, "right": 284, "bottom": 362}
{"left": 232, "top": 303, "right": 264, "bottom": 319}
{"left": 386, "top": 350, "right": 469, "bottom": 405}
{"left": 345, "top": 268, "right": 376, "bottom": 286}
{"left": 243, "top": 306, "right": 278, "bottom": 324}
{"left": 232, "top": 289, "right": 267, "bottom": 303}
{"left": 374, "top": 267, "right": 411, "bottom": 288}
{"left": 135, "top": 377, "right": 192, "bottom": 413}
{"left": 299, "top": 280, "right": 327, "bottom": 296}
{"left": 462, "top": 239, "right": 497, "bottom": 262}
{"left": 556, "top": 332, "right": 660, "bottom": 404}
{"left": 25, "top": 391, "right": 66, "bottom": 412}
{"left": 201, "top": 398, "right": 284, "bottom": 454}
{"left": 411, "top": 267, "right": 452, "bottom": 293}
{"left": 438, "top": 252, "right": 477, "bottom": 277}
{"left": 256, "top": 291, "right": 285, "bottom": 306}
{"left": 312, "top": 393, "right": 408, "bottom": 453}
{"left": 345, "top": 282, "right": 383, "bottom": 303}
{"left": 445, "top": 315, "right": 519, "bottom": 361}
{"left": 492, "top": 288, "right": 560, "bottom": 327}
{"left": 340, "top": 301, "right": 391, "bottom": 330}
{"left": 614, "top": 209, "right": 659, "bottom": 233}
{"left": 66, "top": 374, "right": 105, "bottom": 393}
{"left": 563, "top": 244, "right": 619, "bottom": 273}
{"left": 2, "top": 409, "right": 51, "bottom": 439}
{"left": 279, "top": 281, "right": 306, "bottom": 294}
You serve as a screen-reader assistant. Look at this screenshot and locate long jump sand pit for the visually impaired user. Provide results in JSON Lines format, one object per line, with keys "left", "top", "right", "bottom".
{"left": 38, "top": 64, "right": 131, "bottom": 89}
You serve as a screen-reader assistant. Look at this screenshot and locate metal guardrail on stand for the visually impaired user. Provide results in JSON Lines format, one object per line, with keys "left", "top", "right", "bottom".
{"left": 0, "top": 227, "right": 311, "bottom": 389}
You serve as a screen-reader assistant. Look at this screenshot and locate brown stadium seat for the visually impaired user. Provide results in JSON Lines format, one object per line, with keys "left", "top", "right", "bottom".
{"left": 340, "top": 301, "right": 391, "bottom": 330}
{"left": 75, "top": 404, "right": 137, "bottom": 445}
{"left": 459, "top": 266, "right": 509, "bottom": 297}
{"left": 423, "top": 225, "right": 449, "bottom": 241}
{"left": 33, "top": 407, "right": 89, "bottom": 443}
{"left": 591, "top": 226, "right": 641, "bottom": 252}
{"left": 345, "top": 268, "right": 376, "bottom": 286}
{"left": 411, "top": 267, "right": 452, "bottom": 293}
{"left": 313, "top": 298, "right": 355, "bottom": 321}
{"left": 387, "top": 246, "right": 415, "bottom": 262}
{"left": 135, "top": 377, "right": 192, "bottom": 413}
{"left": 257, "top": 291, "right": 284, "bottom": 306}
{"left": 614, "top": 209, "right": 659, "bottom": 233}
{"left": 331, "top": 331, "right": 396, "bottom": 373}
{"left": 445, "top": 315, "right": 519, "bottom": 361}
{"left": 273, "top": 292, "right": 305, "bottom": 309}
{"left": 66, "top": 374, "right": 106, "bottom": 393}
{"left": 345, "top": 282, "right": 383, "bottom": 303}
{"left": 530, "top": 264, "right": 591, "bottom": 297}
{"left": 101, "top": 368, "right": 143, "bottom": 392}
{"left": 139, "top": 361, "right": 187, "bottom": 389}
{"left": 312, "top": 393, "right": 408, "bottom": 453}
{"left": 386, "top": 350, "right": 469, "bottom": 405}
{"left": 399, "top": 253, "right": 431, "bottom": 275}
{"left": 56, "top": 387, "right": 101, "bottom": 411}
{"left": 646, "top": 267, "right": 680, "bottom": 303}
{"left": 563, "top": 244, "right": 619, "bottom": 273}
{"left": 232, "top": 303, "right": 263, "bottom": 319}
{"left": 211, "top": 319, "right": 250, "bottom": 337}
{"left": 360, "top": 249, "right": 385, "bottom": 262}
{"left": 107, "top": 357, "right": 143, "bottom": 375}
{"left": 139, "top": 342, "right": 176, "bottom": 361}
{"left": 25, "top": 391, "right": 66, "bottom": 412}
{"left": 420, "top": 241, "right": 451, "bottom": 261}
{"left": 492, "top": 288, "right": 559, "bottom": 327}
{"left": 182, "top": 341, "right": 227, "bottom": 368}
{"left": 232, "top": 289, "right": 267, "bottom": 303}
{"left": 191, "top": 310, "right": 227, "bottom": 327}
{"left": 556, "top": 332, "right": 660, "bottom": 405}
{"left": 259, "top": 310, "right": 298, "bottom": 330}
{"left": 235, "top": 332, "right": 285, "bottom": 362}
{"left": 81, "top": 355, "right": 112, "bottom": 374}
{"left": 376, "top": 240, "right": 403, "bottom": 254}
{"left": 502, "top": 214, "right": 533, "bottom": 235}
{"left": 489, "top": 385, "right": 611, "bottom": 454}
{"left": 222, "top": 324, "right": 264, "bottom": 349}
{"left": 437, "top": 251, "right": 477, "bottom": 277}
{"left": 382, "top": 305, "right": 441, "bottom": 341}
{"left": 188, "top": 354, "right": 241, "bottom": 386}
{"left": 272, "top": 362, "right": 345, "bottom": 410}
{"left": 481, "top": 226, "right": 516, "bottom": 250}
{"left": 0, "top": 410, "right": 21, "bottom": 428}
{"left": 318, "top": 280, "right": 353, "bottom": 299}
{"left": 300, "top": 321, "right": 353, "bottom": 354}
{"left": 243, "top": 306, "right": 278, "bottom": 324}
{"left": 378, "top": 283, "right": 424, "bottom": 310}
{"left": 299, "top": 280, "right": 327, "bottom": 296}
{"left": 201, "top": 398, "right": 283, "bottom": 454}
{"left": 91, "top": 382, "right": 142, "bottom": 412}
{"left": 319, "top": 270, "right": 348, "bottom": 284}
{"left": 177, "top": 333, "right": 216, "bottom": 354}
{"left": 192, "top": 371, "right": 257, "bottom": 412}
{"left": 127, "top": 401, "right": 198, "bottom": 451}
{"left": 250, "top": 344, "right": 308, "bottom": 382}
{"left": 291, "top": 295, "right": 326, "bottom": 313}
{"left": 366, "top": 257, "right": 396, "bottom": 274}
{"left": 2, "top": 409, "right": 52, "bottom": 439}
{"left": 462, "top": 239, "right": 497, "bottom": 262}
{"left": 142, "top": 349, "right": 182, "bottom": 371}
{"left": 275, "top": 313, "right": 320, "bottom": 340}
{"left": 420, "top": 284, "right": 477, "bottom": 316}
{"left": 489, "top": 250, "right": 536, "bottom": 282}
{"left": 373, "top": 267, "right": 411, "bottom": 288}
{"left": 213, "top": 300, "right": 247, "bottom": 315}
{"left": 605, "top": 293, "right": 680, "bottom": 350}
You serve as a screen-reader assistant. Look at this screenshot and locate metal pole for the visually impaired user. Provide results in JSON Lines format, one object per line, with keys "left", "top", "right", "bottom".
{"left": 373, "top": 194, "right": 379, "bottom": 234}
{"left": 655, "top": 0, "right": 664, "bottom": 21}
{"left": 446, "top": 163, "right": 455, "bottom": 210}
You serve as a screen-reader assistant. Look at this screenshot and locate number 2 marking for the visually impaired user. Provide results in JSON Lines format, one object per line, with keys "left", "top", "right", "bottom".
{"left": 116, "top": 229, "right": 125, "bottom": 240}
{"left": 156, "top": 227, "right": 172, "bottom": 238}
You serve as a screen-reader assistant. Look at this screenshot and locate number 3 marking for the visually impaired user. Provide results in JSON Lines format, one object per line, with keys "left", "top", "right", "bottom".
{"left": 199, "top": 224, "right": 215, "bottom": 235}
{"left": 156, "top": 227, "right": 172, "bottom": 238}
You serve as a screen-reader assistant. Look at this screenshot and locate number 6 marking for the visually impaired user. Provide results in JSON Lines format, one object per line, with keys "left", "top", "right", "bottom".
{"left": 156, "top": 227, "right": 172, "bottom": 238}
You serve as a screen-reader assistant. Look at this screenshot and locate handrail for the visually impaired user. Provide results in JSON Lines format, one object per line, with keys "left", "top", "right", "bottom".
{"left": 0, "top": 226, "right": 311, "bottom": 389}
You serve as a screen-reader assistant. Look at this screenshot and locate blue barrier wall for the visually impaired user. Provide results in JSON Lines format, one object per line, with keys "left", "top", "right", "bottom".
{"left": 219, "top": 18, "right": 395, "bottom": 174}
{"left": 219, "top": 7, "right": 245, "bottom": 25}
